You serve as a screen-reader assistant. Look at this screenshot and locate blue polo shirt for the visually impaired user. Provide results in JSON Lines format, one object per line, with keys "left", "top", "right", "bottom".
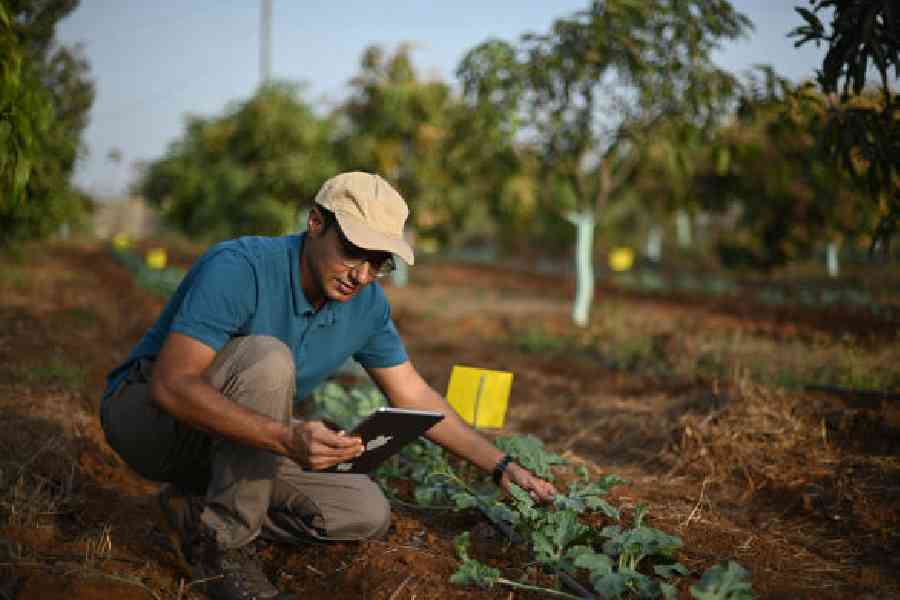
{"left": 102, "top": 233, "right": 407, "bottom": 406}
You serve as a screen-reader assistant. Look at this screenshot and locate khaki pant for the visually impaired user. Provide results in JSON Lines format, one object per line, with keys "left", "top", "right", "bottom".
{"left": 100, "top": 335, "right": 390, "bottom": 548}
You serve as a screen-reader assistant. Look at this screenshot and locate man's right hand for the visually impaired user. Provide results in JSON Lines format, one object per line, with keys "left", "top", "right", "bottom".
{"left": 287, "top": 419, "right": 364, "bottom": 470}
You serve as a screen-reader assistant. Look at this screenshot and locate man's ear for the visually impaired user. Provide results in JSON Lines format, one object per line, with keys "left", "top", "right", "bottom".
{"left": 307, "top": 207, "right": 324, "bottom": 236}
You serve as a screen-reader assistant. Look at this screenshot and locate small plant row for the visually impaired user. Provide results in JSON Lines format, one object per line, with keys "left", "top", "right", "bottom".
{"left": 311, "top": 382, "right": 755, "bottom": 600}
{"left": 108, "top": 243, "right": 186, "bottom": 297}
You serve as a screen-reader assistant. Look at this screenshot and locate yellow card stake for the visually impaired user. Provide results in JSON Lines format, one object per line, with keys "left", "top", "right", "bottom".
{"left": 609, "top": 246, "right": 634, "bottom": 272}
{"left": 145, "top": 248, "right": 168, "bottom": 270}
{"left": 112, "top": 232, "right": 132, "bottom": 250}
{"left": 446, "top": 365, "right": 513, "bottom": 428}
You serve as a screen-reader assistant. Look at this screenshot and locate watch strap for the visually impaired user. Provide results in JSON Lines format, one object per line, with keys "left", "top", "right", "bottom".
{"left": 492, "top": 453, "right": 514, "bottom": 485}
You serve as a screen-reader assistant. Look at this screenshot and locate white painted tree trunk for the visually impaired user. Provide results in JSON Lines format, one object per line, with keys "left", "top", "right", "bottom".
{"left": 391, "top": 256, "right": 408, "bottom": 287}
{"left": 646, "top": 224, "right": 662, "bottom": 262}
{"left": 826, "top": 241, "right": 840, "bottom": 278}
{"left": 566, "top": 210, "right": 595, "bottom": 327}
{"left": 676, "top": 210, "right": 692, "bottom": 248}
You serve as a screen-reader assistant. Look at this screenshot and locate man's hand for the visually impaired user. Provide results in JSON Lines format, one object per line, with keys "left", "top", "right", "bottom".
{"left": 287, "top": 419, "right": 364, "bottom": 470}
{"left": 502, "top": 462, "right": 558, "bottom": 504}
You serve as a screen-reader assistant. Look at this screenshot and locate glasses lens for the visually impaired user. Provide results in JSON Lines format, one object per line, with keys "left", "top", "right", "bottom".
{"left": 336, "top": 226, "right": 395, "bottom": 277}
{"left": 374, "top": 256, "right": 396, "bottom": 277}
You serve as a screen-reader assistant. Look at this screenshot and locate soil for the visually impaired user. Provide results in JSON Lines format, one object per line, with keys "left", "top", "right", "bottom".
{"left": 1, "top": 242, "right": 898, "bottom": 600}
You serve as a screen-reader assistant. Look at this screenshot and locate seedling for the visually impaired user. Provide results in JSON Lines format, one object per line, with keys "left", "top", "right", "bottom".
{"left": 451, "top": 532, "right": 585, "bottom": 599}
{"left": 308, "top": 380, "right": 755, "bottom": 600}
{"left": 690, "top": 561, "right": 754, "bottom": 600}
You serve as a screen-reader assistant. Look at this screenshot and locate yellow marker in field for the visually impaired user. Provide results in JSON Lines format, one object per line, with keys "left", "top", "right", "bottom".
{"left": 609, "top": 247, "right": 634, "bottom": 272}
{"left": 145, "top": 248, "right": 167, "bottom": 270}
{"left": 112, "top": 233, "right": 132, "bottom": 250}
{"left": 446, "top": 365, "right": 513, "bottom": 429}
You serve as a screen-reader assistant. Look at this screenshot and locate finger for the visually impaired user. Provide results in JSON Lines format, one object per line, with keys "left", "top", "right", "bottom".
{"left": 313, "top": 429, "right": 364, "bottom": 449}
{"left": 309, "top": 442, "right": 364, "bottom": 459}
{"left": 308, "top": 421, "right": 358, "bottom": 441}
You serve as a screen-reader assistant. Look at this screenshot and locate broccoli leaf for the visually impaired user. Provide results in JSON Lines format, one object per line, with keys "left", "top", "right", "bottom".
{"left": 496, "top": 435, "right": 567, "bottom": 479}
{"left": 690, "top": 561, "right": 754, "bottom": 600}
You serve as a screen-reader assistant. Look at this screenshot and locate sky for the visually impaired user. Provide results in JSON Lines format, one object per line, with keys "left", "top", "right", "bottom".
{"left": 57, "top": 1, "right": 826, "bottom": 199}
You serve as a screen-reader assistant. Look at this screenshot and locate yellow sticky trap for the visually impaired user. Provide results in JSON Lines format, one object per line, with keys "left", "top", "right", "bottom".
{"left": 609, "top": 247, "right": 634, "bottom": 272}
{"left": 112, "top": 233, "right": 132, "bottom": 250}
{"left": 145, "top": 248, "right": 167, "bottom": 270}
{"left": 446, "top": 365, "right": 513, "bottom": 428}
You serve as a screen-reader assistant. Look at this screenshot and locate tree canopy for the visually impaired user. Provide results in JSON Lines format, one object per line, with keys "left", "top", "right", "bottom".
{"left": 0, "top": 0, "right": 94, "bottom": 248}
{"left": 458, "top": 0, "right": 751, "bottom": 223}
{"left": 790, "top": 0, "right": 899, "bottom": 251}
{"left": 135, "top": 0, "right": 893, "bottom": 272}
{"left": 140, "top": 82, "right": 337, "bottom": 241}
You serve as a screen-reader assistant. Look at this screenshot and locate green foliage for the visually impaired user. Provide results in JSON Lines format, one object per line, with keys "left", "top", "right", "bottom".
{"left": 790, "top": 0, "right": 899, "bottom": 251}
{"left": 459, "top": 0, "right": 752, "bottom": 226}
{"left": 449, "top": 532, "right": 501, "bottom": 589}
{"left": 336, "top": 44, "right": 531, "bottom": 251}
{"left": 0, "top": 2, "right": 51, "bottom": 205}
{"left": 513, "top": 327, "right": 568, "bottom": 354}
{"left": 696, "top": 71, "right": 882, "bottom": 269}
{"left": 307, "top": 380, "right": 753, "bottom": 599}
{"left": 0, "top": 0, "right": 94, "bottom": 248}
{"left": 109, "top": 245, "right": 186, "bottom": 298}
{"left": 690, "top": 561, "right": 754, "bottom": 600}
{"left": 139, "top": 82, "right": 337, "bottom": 242}
{"left": 309, "top": 381, "right": 388, "bottom": 430}
{"left": 495, "top": 435, "right": 567, "bottom": 480}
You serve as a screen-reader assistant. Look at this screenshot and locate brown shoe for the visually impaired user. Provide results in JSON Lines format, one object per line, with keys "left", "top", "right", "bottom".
{"left": 190, "top": 523, "right": 295, "bottom": 600}
{"left": 155, "top": 484, "right": 203, "bottom": 575}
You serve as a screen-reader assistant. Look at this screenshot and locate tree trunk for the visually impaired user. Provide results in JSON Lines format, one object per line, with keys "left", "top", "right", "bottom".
{"left": 826, "top": 241, "right": 840, "bottom": 278}
{"left": 567, "top": 210, "right": 595, "bottom": 327}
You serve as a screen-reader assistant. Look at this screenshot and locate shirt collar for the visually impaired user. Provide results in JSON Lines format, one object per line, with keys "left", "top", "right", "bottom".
{"left": 291, "top": 233, "right": 314, "bottom": 317}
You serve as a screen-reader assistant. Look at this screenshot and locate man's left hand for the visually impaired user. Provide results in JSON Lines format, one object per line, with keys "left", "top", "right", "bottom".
{"left": 501, "top": 462, "right": 558, "bottom": 504}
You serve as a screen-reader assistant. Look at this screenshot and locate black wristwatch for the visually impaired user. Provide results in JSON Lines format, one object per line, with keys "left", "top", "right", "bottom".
{"left": 492, "top": 454, "right": 514, "bottom": 485}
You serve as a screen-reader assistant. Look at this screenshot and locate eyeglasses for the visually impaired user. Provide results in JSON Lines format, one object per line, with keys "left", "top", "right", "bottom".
{"left": 333, "top": 225, "right": 396, "bottom": 279}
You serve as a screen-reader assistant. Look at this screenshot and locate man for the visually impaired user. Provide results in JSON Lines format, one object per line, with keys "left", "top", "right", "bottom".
{"left": 100, "top": 172, "right": 556, "bottom": 600}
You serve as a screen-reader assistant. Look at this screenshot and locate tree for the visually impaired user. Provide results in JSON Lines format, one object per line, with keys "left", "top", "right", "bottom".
{"left": 694, "top": 69, "right": 880, "bottom": 269}
{"left": 459, "top": 0, "right": 752, "bottom": 324}
{"left": 0, "top": 0, "right": 94, "bottom": 248}
{"left": 338, "top": 45, "right": 497, "bottom": 249}
{"left": 139, "top": 82, "right": 337, "bottom": 241}
{"left": 790, "top": 0, "right": 899, "bottom": 251}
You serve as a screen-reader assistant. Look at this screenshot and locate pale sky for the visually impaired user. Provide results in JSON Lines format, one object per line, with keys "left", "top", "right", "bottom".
{"left": 57, "top": 1, "right": 826, "bottom": 198}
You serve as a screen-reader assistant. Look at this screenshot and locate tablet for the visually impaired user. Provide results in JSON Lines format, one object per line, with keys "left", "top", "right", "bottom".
{"left": 321, "top": 407, "right": 444, "bottom": 474}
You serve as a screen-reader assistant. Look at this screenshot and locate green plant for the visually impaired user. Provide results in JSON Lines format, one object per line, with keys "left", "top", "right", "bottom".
{"left": 496, "top": 435, "right": 567, "bottom": 480}
{"left": 690, "top": 561, "right": 754, "bottom": 599}
{"left": 309, "top": 381, "right": 388, "bottom": 430}
{"left": 513, "top": 327, "right": 568, "bottom": 354}
{"left": 315, "top": 381, "right": 753, "bottom": 599}
{"left": 450, "top": 532, "right": 584, "bottom": 599}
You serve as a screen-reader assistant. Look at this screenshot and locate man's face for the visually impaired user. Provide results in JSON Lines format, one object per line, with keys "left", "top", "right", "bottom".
{"left": 305, "top": 209, "right": 393, "bottom": 305}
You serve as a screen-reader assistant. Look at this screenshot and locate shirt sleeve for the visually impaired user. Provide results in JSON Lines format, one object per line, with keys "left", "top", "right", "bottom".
{"left": 170, "top": 250, "right": 257, "bottom": 351}
{"left": 353, "top": 293, "right": 408, "bottom": 369}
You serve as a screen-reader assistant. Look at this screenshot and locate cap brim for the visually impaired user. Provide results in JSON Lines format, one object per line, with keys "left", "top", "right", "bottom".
{"left": 335, "top": 212, "right": 415, "bottom": 266}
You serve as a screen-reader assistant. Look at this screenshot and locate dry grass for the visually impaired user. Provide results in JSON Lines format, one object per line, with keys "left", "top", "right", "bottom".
{"left": 0, "top": 422, "right": 79, "bottom": 530}
{"left": 508, "top": 295, "right": 900, "bottom": 391}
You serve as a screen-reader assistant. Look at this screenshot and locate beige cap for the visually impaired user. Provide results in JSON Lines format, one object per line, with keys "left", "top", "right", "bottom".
{"left": 314, "top": 172, "right": 414, "bottom": 265}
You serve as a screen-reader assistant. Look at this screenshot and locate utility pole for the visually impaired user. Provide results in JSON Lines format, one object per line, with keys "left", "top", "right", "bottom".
{"left": 260, "top": 0, "right": 272, "bottom": 85}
